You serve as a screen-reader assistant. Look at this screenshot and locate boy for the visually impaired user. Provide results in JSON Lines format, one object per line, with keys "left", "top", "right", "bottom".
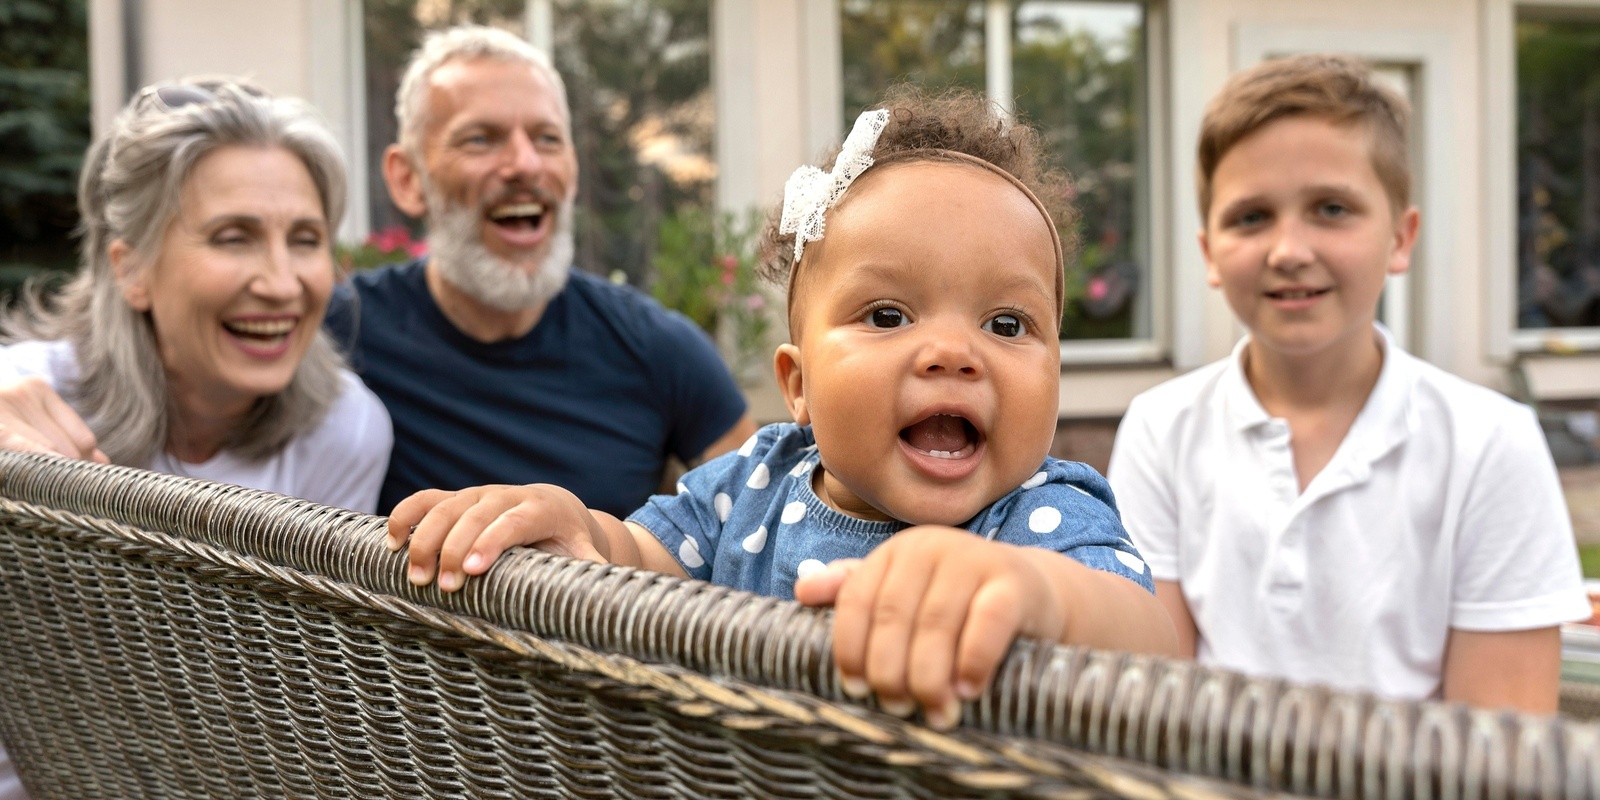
{"left": 1107, "top": 54, "right": 1588, "bottom": 712}
{"left": 390, "top": 88, "right": 1176, "bottom": 731}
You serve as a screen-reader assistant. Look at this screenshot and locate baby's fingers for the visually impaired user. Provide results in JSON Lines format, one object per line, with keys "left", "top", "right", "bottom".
{"left": 794, "top": 558, "right": 862, "bottom": 607}
{"left": 386, "top": 489, "right": 457, "bottom": 551}
{"left": 952, "top": 581, "right": 1028, "bottom": 705}
{"left": 906, "top": 566, "right": 982, "bottom": 730}
{"left": 428, "top": 491, "right": 544, "bottom": 591}
{"left": 829, "top": 555, "right": 887, "bottom": 702}
{"left": 859, "top": 554, "right": 934, "bottom": 718}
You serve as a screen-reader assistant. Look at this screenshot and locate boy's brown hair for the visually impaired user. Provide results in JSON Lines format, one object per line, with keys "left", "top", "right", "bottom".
{"left": 758, "top": 84, "right": 1079, "bottom": 320}
{"left": 1196, "top": 53, "right": 1411, "bottom": 221}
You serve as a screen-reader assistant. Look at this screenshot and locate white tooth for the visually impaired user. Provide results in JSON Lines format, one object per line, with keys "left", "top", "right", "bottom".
{"left": 491, "top": 202, "right": 546, "bottom": 220}
{"left": 227, "top": 319, "right": 295, "bottom": 336}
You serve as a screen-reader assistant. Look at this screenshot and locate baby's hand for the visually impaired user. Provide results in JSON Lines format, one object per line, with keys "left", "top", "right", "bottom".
{"left": 386, "top": 484, "right": 610, "bottom": 592}
{"left": 794, "top": 527, "right": 1063, "bottom": 730}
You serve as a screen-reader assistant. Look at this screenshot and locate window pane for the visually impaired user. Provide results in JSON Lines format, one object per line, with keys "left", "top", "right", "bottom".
{"left": 550, "top": 0, "right": 714, "bottom": 285}
{"left": 1517, "top": 18, "right": 1600, "bottom": 330}
{"left": 840, "top": 0, "right": 987, "bottom": 119}
{"left": 362, "top": 0, "right": 526, "bottom": 240}
{"left": 1012, "top": 1, "right": 1145, "bottom": 340}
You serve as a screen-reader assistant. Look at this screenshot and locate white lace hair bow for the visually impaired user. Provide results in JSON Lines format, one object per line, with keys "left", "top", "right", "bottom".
{"left": 779, "top": 108, "right": 891, "bottom": 264}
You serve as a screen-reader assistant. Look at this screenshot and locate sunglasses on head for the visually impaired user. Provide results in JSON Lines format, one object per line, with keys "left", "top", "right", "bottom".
{"left": 136, "top": 81, "right": 268, "bottom": 113}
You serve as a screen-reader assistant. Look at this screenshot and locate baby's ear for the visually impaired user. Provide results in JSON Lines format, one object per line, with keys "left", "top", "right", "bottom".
{"left": 774, "top": 343, "right": 809, "bottom": 425}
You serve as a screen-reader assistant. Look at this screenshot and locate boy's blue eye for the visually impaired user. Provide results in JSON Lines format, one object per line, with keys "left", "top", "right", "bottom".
{"left": 984, "top": 314, "right": 1025, "bottom": 338}
{"left": 867, "top": 307, "right": 906, "bottom": 328}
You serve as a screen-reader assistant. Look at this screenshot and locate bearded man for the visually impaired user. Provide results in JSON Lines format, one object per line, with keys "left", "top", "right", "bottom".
{"left": 326, "top": 25, "right": 755, "bottom": 516}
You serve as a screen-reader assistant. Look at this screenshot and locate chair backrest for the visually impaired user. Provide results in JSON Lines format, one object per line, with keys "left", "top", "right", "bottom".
{"left": 0, "top": 450, "right": 1595, "bottom": 799}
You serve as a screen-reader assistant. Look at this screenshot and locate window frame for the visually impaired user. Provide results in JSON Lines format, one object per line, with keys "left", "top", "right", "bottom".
{"left": 1488, "top": 0, "right": 1600, "bottom": 355}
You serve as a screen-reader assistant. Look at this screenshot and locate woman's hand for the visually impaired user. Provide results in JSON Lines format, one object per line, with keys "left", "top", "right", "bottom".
{"left": 0, "top": 377, "right": 107, "bottom": 463}
{"left": 387, "top": 484, "right": 613, "bottom": 592}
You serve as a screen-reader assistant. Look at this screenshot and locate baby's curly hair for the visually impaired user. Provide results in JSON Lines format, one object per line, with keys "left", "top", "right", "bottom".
{"left": 757, "top": 84, "right": 1079, "bottom": 316}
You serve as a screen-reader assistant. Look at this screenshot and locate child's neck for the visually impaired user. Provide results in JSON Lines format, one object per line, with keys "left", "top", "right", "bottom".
{"left": 812, "top": 465, "right": 895, "bottom": 522}
{"left": 1242, "top": 326, "right": 1385, "bottom": 493}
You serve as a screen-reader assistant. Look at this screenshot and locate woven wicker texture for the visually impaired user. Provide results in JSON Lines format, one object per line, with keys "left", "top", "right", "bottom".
{"left": 0, "top": 450, "right": 1595, "bottom": 799}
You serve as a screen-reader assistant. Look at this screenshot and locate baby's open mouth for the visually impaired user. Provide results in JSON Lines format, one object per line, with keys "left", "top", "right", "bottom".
{"left": 900, "top": 414, "right": 979, "bottom": 459}
{"left": 489, "top": 201, "right": 547, "bottom": 232}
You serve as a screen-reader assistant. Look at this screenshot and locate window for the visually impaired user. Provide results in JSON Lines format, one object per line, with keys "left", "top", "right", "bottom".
{"left": 1515, "top": 15, "right": 1600, "bottom": 333}
{"left": 840, "top": 0, "right": 1152, "bottom": 347}
{"left": 361, "top": 0, "right": 715, "bottom": 285}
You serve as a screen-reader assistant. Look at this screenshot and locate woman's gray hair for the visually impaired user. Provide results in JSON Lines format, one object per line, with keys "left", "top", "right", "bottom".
{"left": 394, "top": 24, "right": 569, "bottom": 157}
{"left": 3, "top": 79, "right": 349, "bottom": 467}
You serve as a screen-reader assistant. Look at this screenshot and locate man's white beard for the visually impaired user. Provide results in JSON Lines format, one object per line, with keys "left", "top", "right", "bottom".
{"left": 423, "top": 182, "right": 574, "bottom": 312}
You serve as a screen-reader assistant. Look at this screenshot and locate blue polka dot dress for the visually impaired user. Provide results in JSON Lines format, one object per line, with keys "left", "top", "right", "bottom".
{"left": 628, "top": 423, "right": 1153, "bottom": 600}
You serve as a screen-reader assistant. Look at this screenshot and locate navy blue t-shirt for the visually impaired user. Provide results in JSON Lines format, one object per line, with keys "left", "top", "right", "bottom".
{"left": 324, "top": 259, "right": 748, "bottom": 516}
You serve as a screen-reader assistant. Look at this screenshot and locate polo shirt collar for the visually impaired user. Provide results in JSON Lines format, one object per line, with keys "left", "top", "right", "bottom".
{"left": 1220, "top": 323, "right": 1417, "bottom": 468}
{"left": 1341, "top": 322, "right": 1417, "bottom": 471}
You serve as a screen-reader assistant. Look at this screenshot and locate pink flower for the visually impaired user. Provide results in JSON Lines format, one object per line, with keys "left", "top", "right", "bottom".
{"left": 744, "top": 293, "right": 765, "bottom": 311}
{"left": 368, "top": 225, "right": 416, "bottom": 254}
{"left": 408, "top": 241, "right": 429, "bottom": 257}
{"left": 1087, "top": 277, "right": 1109, "bottom": 301}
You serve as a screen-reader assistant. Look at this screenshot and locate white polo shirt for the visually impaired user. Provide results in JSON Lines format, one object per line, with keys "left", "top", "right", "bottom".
{"left": 1107, "top": 326, "right": 1588, "bottom": 700}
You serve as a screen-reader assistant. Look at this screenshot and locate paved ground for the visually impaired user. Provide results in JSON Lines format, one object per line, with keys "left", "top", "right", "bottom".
{"left": 1564, "top": 463, "right": 1600, "bottom": 546}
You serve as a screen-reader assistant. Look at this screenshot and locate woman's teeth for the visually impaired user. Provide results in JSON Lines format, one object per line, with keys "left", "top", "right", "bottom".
{"left": 225, "top": 319, "right": 295, "bottom": 338}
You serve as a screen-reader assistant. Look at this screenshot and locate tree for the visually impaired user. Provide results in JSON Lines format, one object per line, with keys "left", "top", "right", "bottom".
{"left": 0, "top": 0, "right": 90, "bottom": 281}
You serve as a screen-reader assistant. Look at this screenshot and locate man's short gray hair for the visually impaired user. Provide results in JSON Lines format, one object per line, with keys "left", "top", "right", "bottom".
{"left": 2, "top": 78, "right": 348, "bottom": 467}
{"left": 395, "top": 24, "right": 570, "bottom": 156}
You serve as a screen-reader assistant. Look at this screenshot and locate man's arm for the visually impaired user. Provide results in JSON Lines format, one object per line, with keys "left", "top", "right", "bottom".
{"left": 1441, "top": 626, "right": 1563, "bottom": 714}
{"left": 693, "top": 413, "right": 759, "bottom": 464}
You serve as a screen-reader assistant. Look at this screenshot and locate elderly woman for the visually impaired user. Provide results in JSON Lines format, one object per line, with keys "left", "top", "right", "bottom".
{"left": 0, "top": 79, "right": 391, "bottom": 513}
{"left": 0, "top": 80, "right": 391, "bottom": 800}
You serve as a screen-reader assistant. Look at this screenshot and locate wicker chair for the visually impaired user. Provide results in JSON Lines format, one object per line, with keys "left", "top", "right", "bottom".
{"left": 0, "top": 450, "right": 1596, "bottom": 799}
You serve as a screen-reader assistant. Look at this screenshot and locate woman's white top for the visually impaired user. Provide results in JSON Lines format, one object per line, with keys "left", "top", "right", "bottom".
{"left": 0, "top": 339, "right": 392, "bottom": 514}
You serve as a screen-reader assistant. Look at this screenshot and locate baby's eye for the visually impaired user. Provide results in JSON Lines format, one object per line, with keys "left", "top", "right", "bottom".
{"left": 867, "top": 307, "right": 907, "bottom": 328}
{"left": 983, "top": 313, "right": 1026, "bottom": 338}
{"left": 1319, "top": 201, "right": 1350, "bottom": 218}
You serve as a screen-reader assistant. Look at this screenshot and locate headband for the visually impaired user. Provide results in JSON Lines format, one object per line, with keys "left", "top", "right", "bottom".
{"left": 778, "top": 109, "right": 1066, "bottom": 316}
